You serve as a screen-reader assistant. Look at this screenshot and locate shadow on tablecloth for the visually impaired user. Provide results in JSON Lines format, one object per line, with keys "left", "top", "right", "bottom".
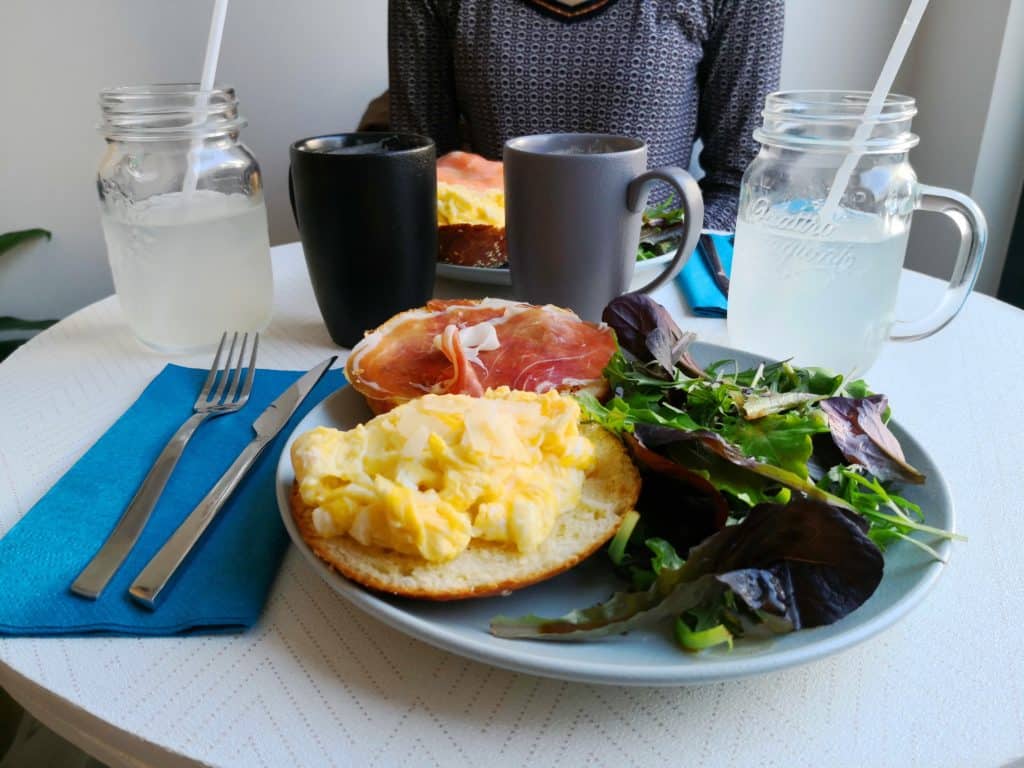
{"left": 0, "top": 686, "right": 107, "bottom": 768}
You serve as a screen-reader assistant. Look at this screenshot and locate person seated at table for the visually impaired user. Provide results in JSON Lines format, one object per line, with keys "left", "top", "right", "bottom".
{"left": 380, "top": 0, "right": 784, "bottom": 231}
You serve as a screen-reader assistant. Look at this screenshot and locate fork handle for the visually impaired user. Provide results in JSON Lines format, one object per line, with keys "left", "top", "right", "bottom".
{"left": 70, "top": 412, "right": 210, "bottom": 599}
{"left": 128, "top": 436, "right": 270, "bottom": 608}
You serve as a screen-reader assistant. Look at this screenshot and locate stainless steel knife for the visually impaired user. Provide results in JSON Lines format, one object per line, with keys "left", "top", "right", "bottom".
{"left": 128, "top": 356, "right": 337, "bottom": 609}
{"left": 699, "top": 233, "right": 731, "bottom": 297}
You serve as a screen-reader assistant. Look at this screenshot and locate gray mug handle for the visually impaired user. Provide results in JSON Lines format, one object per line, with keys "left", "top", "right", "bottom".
{"left": 626, "top": 166, "right": 704, "bottom": 295}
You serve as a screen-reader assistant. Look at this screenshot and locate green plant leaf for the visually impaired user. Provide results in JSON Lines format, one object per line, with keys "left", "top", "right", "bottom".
{"left": 0, "top": 317, "right": 57, "bottom": 333}
{"left": 0, "top": 229, "right": 51, "bottom": 256}
{"left": 0, "top": 339, "right": 26, "bottom": 362}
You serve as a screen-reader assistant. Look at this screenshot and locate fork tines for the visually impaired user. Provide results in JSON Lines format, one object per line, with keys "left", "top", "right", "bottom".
{"left": 196, "top": 332, "right": 260, "bottom": 410}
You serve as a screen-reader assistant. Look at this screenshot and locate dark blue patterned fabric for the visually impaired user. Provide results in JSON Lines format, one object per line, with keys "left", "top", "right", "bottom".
{"left": 388, "top": 0, "right": 784, "bottom": 230}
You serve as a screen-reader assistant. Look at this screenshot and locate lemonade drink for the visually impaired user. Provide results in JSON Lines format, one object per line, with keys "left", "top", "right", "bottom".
{"left": 101, "top": 190, "right": 272, "bottom": 352}
{"left": 728, "top": 207, "right": 909, "bottom": 376}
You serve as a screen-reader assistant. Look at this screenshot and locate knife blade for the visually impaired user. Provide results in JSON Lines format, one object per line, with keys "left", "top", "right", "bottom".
{"left": 128, "top": 356, "right": 337, "bottom": 609}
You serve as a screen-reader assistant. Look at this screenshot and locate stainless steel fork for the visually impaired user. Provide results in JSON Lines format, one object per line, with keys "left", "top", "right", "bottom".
{"left": 71, "top": 331, "right": 259, "bottom": 599}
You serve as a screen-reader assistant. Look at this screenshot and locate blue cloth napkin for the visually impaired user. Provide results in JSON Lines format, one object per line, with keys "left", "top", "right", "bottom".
{"left": 676, "top": 232, "right": 734, "bottom": 318}
{"left": 0, "top": 363, "right": 345, "bottom": 636}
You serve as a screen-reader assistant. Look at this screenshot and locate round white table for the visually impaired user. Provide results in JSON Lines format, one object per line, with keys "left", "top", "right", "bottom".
{"left": 1, "top": 242, "right": 1022, "bottom": 768}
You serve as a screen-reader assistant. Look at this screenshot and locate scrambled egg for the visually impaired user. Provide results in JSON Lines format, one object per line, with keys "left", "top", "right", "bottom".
{"left": 291, "top": 388, "right": 594, "bottom": 562}
{"left": 437, "top": 181, "right": 505, "bottom": 227}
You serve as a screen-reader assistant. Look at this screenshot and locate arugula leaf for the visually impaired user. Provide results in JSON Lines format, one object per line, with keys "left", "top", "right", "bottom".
{"left": 820, "top": 465, "right": 964, "bottom": 561}
{"left": 603, "top": 351, "right": 688, "bottom": 391}
{"left": 577, "top": 392, "right": 703, "bottom": 434}
{"left": 713, "top": 360, "right": 847, "bottom": 397}
{"left": 642, "top": 198, "right": 684, "bottom": 226}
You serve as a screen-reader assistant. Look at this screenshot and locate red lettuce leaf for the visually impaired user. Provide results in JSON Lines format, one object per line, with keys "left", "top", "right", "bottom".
{"left": 490, "top": 500, "right": 883, "bottom": 639}
{"left": 685, "top": 500, "right": 883, "bottom": 629}
{"left": 601, "top": 294, "right": 704, "bottom": 377}
{"left": 819, "top": 396, "right": 925, "bottom": 484}
{"left": 624, "top": 433, "right": 729, "bottom": 553}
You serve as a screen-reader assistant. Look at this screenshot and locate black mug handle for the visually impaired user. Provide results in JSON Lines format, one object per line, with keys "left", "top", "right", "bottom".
{"left": 288, "top": 166, "right": 300, "bottom": 231}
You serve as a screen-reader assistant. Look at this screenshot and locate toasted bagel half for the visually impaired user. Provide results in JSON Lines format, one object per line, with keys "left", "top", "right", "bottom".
{"left": 438, "top": 223, "right": 506, "bottom": 268}
{"left": 290, "top": 423, "right": 639, "bottom": 601}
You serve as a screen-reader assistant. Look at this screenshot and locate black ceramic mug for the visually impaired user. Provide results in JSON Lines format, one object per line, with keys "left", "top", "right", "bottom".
{"left": 289, "top": 133, "right": 437, "bottom": 347}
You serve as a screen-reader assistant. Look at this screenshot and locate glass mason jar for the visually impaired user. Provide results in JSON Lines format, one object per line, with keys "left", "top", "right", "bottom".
{"left": 728, "top": 90, "right": 986, "bottom": 376}
{"left": 98, "top": 84, "right": 273, "bottom": 353}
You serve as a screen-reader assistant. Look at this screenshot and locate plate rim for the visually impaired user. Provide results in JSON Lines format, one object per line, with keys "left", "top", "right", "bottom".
{"left": 275, "top": 342, "right": 955, "bottom": 686}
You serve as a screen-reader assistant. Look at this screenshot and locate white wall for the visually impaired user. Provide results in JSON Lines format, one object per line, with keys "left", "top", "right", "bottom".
{"left": 784, "top": 0, "right": 1024, "bottom": 297}
{"left": 780, "top": 0, "right": 909, "bottom": 91}
{"left": 899, "top": 0, "right": 1021, "bottom": 294}
{"left": 963, "top": 0, "right": 1024, "bottom": 296}
{"left": 0, "top": 0, "right": 1020, "bottom": 320}
{"left": 0, "top": 0, "right": 387, "bottom": 320}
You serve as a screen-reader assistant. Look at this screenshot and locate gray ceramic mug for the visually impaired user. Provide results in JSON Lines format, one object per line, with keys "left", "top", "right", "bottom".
{"left": 504, "top": 133, "right": 704, "bottom": 321}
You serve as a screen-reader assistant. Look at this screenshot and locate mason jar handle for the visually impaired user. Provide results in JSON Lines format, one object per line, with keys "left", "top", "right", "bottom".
{"left": 891, "top": 184, "right": 987, "bottom": 341}
{"left": 626, "top": 167, "right": 704, "bottom": 295}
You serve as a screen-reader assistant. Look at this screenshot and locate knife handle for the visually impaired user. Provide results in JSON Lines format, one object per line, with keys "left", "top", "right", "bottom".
{"left": 128, "top": 437, "right": 269, "bottom": 609}
{"left": 71, "top": 411, "right": 210, "bottom": 600}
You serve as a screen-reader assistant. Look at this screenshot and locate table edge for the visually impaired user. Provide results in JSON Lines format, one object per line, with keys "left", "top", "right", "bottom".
{"left": 0, "top": 659, "right": 204, "bottom": 768}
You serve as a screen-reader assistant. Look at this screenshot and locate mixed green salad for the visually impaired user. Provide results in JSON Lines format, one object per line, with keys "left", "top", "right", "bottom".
{"left": 491, "top": 295, "right": 961, "bottom": 651}
{"left": 637, "top": 199, "right": 684, "bottom": 261}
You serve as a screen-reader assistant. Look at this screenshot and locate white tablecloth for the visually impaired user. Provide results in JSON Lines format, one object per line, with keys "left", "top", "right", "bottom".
{"left": 1, "top": 242, "right": 1022, "bottom": 768}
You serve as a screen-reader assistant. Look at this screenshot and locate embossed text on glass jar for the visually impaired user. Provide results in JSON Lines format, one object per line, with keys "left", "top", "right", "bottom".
{"left": 728, "top": 91, "right": 986, "bottom": 376}
{"left": 98, "top": 84, "right": 273, "bottom": 353}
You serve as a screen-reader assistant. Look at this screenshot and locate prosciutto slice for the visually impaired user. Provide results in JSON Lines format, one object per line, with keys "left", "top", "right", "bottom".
{"left": 345, "top": 299, "right": 617, "bottom": 413}
{"left": 437, "top": 151, "right": 504, "bottom": 191}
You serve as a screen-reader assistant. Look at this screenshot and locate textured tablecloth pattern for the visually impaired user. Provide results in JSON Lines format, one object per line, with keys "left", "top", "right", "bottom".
{"left": 0, "top": 245, "right": 1021, "bottom": 768}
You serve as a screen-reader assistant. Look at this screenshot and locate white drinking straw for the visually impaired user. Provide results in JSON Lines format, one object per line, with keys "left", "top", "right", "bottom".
{"left": 182, "top": 0, "right": 230, "bottom": 194}
{"left": 818, "top": 0, "right": 931, "bottom": 221}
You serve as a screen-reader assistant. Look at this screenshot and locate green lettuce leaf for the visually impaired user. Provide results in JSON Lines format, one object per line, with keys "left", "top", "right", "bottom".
{"left": 718, "top": 411, "right": 830, "bottom": 479}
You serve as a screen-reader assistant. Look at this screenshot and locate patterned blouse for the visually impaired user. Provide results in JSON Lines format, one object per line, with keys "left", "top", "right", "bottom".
{"left": 388, "top": 0, "right": 784, "bottom": 230}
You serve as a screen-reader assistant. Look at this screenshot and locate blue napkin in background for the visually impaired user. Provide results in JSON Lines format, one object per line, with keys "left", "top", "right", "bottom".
{"left": 676, "top": 232, "right": 734, "bottom": 317}
{"left": 0, "top": 363, "right": 345, "bottom": 636}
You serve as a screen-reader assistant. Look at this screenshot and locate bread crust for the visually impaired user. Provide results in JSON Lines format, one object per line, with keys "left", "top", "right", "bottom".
{"left": 438, "top": 224, "right": 507, "bottom": 268}
{"left": 290, "top": 423, "right": 639, "bottom": 600}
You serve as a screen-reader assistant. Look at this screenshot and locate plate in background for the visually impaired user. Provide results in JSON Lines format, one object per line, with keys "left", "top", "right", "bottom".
{"left": 436, "top": 251, "right": 676, "bottom": 292}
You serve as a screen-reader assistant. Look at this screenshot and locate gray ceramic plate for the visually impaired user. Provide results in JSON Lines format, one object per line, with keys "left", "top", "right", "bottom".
{"left": 436, "top": 251, "right": 675, "bottom": 291}
{"left": 276, "top": 342, "right": 954, "bottom": 686}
